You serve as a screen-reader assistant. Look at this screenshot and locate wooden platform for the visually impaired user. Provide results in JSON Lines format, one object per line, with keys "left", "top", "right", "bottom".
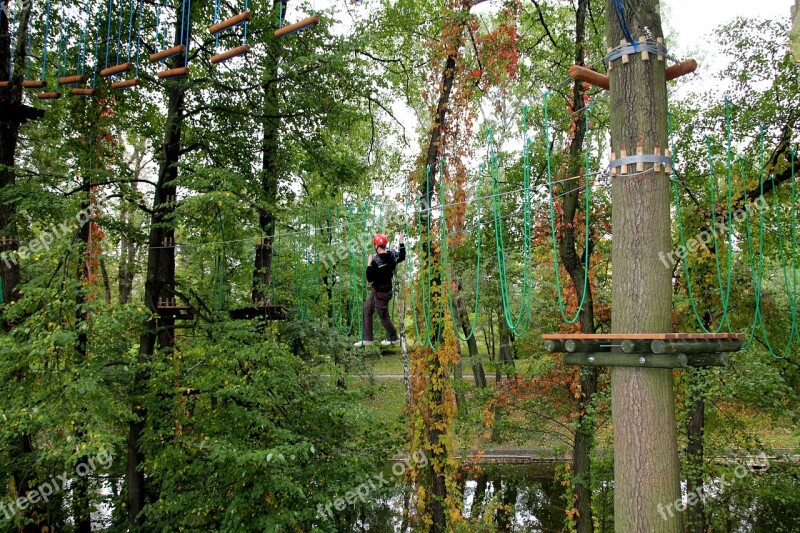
{"left": 542, "top": 333, "right": 745, "bottom": 341}
{"left": 156, "top": 305, "right": 194, "bottom": 321}
{"left": 229, "top": 305, "right": 289, "bottom": 321}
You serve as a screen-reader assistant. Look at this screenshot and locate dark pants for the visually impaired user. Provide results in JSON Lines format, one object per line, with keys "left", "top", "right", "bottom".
{"left": 362, "top": 288, "right": 398, "bottom": 342}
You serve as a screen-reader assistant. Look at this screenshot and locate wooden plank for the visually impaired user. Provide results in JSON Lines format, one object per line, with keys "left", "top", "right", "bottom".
{"left": 100, "top": 62, "right": 133, "bottom": 77}
{"left": 111, "top": 78, "right": 140, "bottom": 89}
{"left": 563, "top": 352, "right": 687, "bottom": 368}
{"left": 274, "top": 15, "right": 320, "bottom": 38}
{"left": 208, "top": 11, "right": 252, "bottom": 35}
{"left": 210, "top": 44, "right": 251, "bottom": 65}
{"left": 58, "top": 74, "right": 88, "bottom": 85}
{"left": 37, "top": 92, "right": 61, "bottom": 100}
{"left": 157, "top": 67, "right": 190, "bottom": 79}
{"left": 542, "top": 333, "right": 746, "bottom": 341}
{"left": 71, "top": 88, "right": 96, "bottom": 96}
{"left": 149, "top": 44, "right": 186, "bottom": 63}
{"left": 22, "top": 80, "right": 47, "bottom": 89}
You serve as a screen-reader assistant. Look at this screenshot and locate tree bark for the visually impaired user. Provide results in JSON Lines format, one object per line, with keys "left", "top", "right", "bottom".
{"left": 253, "top": 0, "right": 283, "bottom": 306}
{"left": 127, "top": 15, "right": 186, "bottom": 525}
{"left": 605, "top": 1, "right": 682, "bottom": 530}
{"left": 455, "top": 288, "right": 486, "bottom": 388}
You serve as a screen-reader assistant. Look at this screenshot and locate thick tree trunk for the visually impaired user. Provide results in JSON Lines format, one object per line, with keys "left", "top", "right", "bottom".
{"left": 685, "top": 368, "right": 707, "bottom": 533}
{"left": 605, "top": 1, "right": 682, "bottom": 530}
{"left": 127, "top": 18, "right": 186, "bottom": 525}
{"left": 253, "top": 0, "right": 283, "bottom": 306}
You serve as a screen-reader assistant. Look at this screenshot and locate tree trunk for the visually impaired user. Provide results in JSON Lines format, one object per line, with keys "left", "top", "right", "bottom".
{"left": 605, "top": 2, "right": 682, "bottom": 530}
{"left": 253, "top": 0, "right": 283, "bottom": 306}
{"left": 555, "top": 1, "right": 598, "bottom": 529}
{"left": 685, "top": 368, "right": 707, "bottom": 533}
{"left": 455, "top": 287, "right": 486, "bottom": 388}
{"left": 127, "top": 16, "right": 186, "bottom": 525}
{"left": 497, "top": 311, "right": 514, "bottom": 378}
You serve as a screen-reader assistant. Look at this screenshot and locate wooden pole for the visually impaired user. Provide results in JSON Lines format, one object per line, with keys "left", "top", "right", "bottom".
{"left": 605, "top": 1, "right": 682, "bottom": 530}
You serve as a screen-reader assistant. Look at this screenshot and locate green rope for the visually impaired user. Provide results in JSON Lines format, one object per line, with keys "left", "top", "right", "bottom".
{"left": 544, "top": 94, "right": 592, "bottom": 325}
{"left": 441, "top": 161, "right": 484, "bottom": 342}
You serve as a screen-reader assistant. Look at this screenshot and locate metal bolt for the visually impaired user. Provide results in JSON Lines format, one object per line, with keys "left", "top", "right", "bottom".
{"left": 588, "top": 356, "right": 595, "bottom": 363}
{"left": 639, "top": 357, "right": 646, "bottom": 365}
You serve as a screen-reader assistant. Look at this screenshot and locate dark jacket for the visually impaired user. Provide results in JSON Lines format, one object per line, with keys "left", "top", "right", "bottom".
{"left": 366, "top": 244, "right": 406, "bottom": 292}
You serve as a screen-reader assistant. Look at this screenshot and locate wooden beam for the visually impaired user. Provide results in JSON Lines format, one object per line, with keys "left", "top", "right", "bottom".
{"left": 100, "top": 62, "right": 134, "bottom": 77}
{"left": 665, "top": 59, "right": 698, "bottom": 82}
{"left": 563, "top": 352, "right": 688, "bottom": 368}
{"left": 149, "top": 44, "right": 186, "bottom": 63}
{"left": 568, "top": 64, "right": 609, "bottom": 90}
{"left": 70, "top": 88, "right": 96, "bottom": 96}
{"left": 37, "top": 91, "right": 61, "bottom": 100}
{"left": 208, "top": 11, "right": 252, "bottom": 35}
{"left": 542, "top": 332, "right": 745, "bottom": 340}
{"left": 58, "top": 74, "right": 88, "bottom": 85}
{"left": 22, "top": 80, "right": 47, "bottom": 89}
{"left": 111, "top": 78, "right": 140, "bottom": 89}
{"left": 274, "top": 15, "right": 320, "bottom": 38}
{"left": 210, "top": 44, "right": 251, "bottom": 64}
{"left": 157, "top": 67, "right": 190, "bottom": 79}
{"left": 0, "top": 81, "right": 9, "bottom": 89}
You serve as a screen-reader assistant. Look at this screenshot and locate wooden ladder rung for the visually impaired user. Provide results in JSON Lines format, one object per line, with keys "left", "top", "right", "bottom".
{"left": 71, "top": 88, "right": 97, "bottom": 96}
{"left": 208, "top": 11, "right": 252, "bottom": 35}
{"left": 100, "top": 62, "right": 134, "bottom": 77}
{"left": 149, "top": 44, "right": 186, "bottom": 63}
{"left": 110, "top": 78, "right": 140, "bottom": 90}
{"left": 210, "top": 44, "right": 251, "bottom": 64}
{"left": 274, "top": 15, "right": 320, "bottom": 38}
{"left": 157, "top": 66, "right": 190, "bottom": 79}
{"left": 22, "top": 80, "right": 47, "bottom": 89}
{"left": 37, "top": 91, "right": 61, "bottom": 100}
{"left": 58, "top": 74, "right": 88, "bottom": 85}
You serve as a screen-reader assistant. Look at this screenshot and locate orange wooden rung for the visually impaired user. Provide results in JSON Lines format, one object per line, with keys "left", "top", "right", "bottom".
{"left": 665, "top": 59, "right": 698, "bottom": 82}
{"left": 111, "top": 78, "right": 140, "bottom": 89}
{"left": 0, "top": 81, "right": 9, "bottom": 89}
{"left": 274, "top": 15, "right": 320, "bottom": 38}
{"left": 208, "top": 11, "right": 252, "bottom": 35}
{"left": 37, "top": 91, "right": 61, "bottom": 100}
{"left": 568, "top": 65, "right": 609, "bottom": 90}
{"left": 211, "top": 44, "right": 251, "bottom": 65}
{"left": 157, "top": 66, "right": 190, "bottom": 79}
{"left": 71, "top": 88, "right": 96, "bottom": 96}
{"left": 22, "top": 80, "right": 47, "bottom": 89}
{"left": 149, "top": 44, "right": 186, "bottom": 63}
{"left": 100, "top": 62, "right": 134, "bottom": 77}
{"left": 58, "top": 74, "right": 88, "bottom": 85}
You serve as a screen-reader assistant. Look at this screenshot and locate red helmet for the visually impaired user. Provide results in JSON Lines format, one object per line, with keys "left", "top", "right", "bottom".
{"left": 373, "top": 234, "right": 388, "bottom": 246}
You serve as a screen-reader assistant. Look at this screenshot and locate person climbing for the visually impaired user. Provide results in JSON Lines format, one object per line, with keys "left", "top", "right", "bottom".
{"left": 353, "top": 232, "right": 406, "bottom": 347}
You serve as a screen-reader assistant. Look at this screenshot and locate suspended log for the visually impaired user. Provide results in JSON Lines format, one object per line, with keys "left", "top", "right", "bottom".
{"left": 568, "top": 64, "right": 609, "bottom": 90}
{"left": 665, "top": 59, "right": 698, "bottom": 82}
{"left": 22, "top": 80, "right": 47, "bottom": 89}
{"left": 100, "top": 62, "right": 134, "bottom": 77}
{"left": 149, "top": 44, "right": 186, "bottom": 63}
{"left": 544, "top": 340, "right": 566, "bottom": 353}
{"left": 58, "top": 74, "right": 88, "bottom": 85}
{"left": 37, "top": 91, "right": 61, "bottom": 100}
{"left": 111, "top": 78, "right": 140, "bottom": 89}
{"left": 685, "top": 353, "right": 730, "bottom": 367}
{"left": 157, "top": 66, "right": 190, "bottom": 79}
{"left": 0, "top": 81, "right": 9, "bottom": 89}
{"left": 651, "top": 339, "right": 741, "bottom": 354}
{"left": 563, "top": 352, "right": 688, "bottom": 368}
{"left": 208, "top": 11, "right": 252, "bottom": 35}
{"left": 210, "top": 44, "right": 251, "bottom": 64}
{"left": 620, "top": 340, "right": 654, "bottom": 353}
{"left": 71, "top": 88, "right": 96, "bottom": 96}
{"left": 274, "top": 15, "right": 320, "bottom": 38}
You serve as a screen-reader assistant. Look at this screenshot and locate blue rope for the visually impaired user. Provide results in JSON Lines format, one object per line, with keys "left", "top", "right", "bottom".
{"left": 7, "top": 26, "right": 14, "bottom": 81}
{"left": 58, "top": 33, "right": 65, "bottom": 86}
{"left": 214, "top": 0, "right": 220, "bottom": 50}
{"left": 183, "top": 0, "right": 191, "bottom": 67}
{"left": 79, "top": 8, "right": 89, "bottom": 75}
{"left": 41, "top": 0, "right": 52, "bottom": 80}
{"left": 243, "top": 0, "right": 248, "bottom": 44}
{"left": 115, "top": 0, "right": 123, "bottom": 65}
{"left": 104, "top": 0, "right": 113, "bottom": 68}
{"left": 135, "top": 0, "right": 142, "bottom": 76}
{"left": 126, "top": 0, "right": 135, "bottom": 61}
{"left": 153, "top": 1, "right": 162, "bottom": 53}
{"left": 612, "top": 0, "right": 636, "bottom": 45}
{"left": 93, "top": 14, "right": 100, "bottom": 87}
